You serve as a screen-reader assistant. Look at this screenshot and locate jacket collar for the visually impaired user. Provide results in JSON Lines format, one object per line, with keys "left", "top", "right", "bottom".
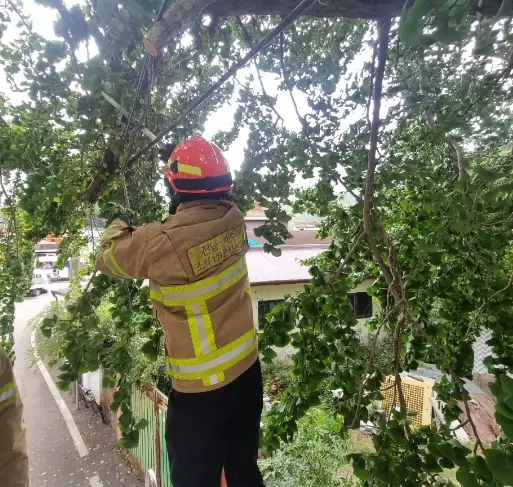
{"left": 177, "top": 199, "right": 232, "bottom": 212}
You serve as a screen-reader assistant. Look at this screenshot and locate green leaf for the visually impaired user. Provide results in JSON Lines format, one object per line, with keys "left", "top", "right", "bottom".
{"left": 484, "top": 448, "right": 513, "bottom": 485}
{"left": 419, "top": 242, "right": 441, "bottom": 252}
{"left": 474, "top": 455, "right": 493, "bottom": 481}
{"left": 456, "top": 468, "right": 480, "bottom": 487}
{"left": 56, "top": 380, "right": 70, "bottom": 391}
{"left": 42, "top": 317, "right": 54, "bottom": 327}
{"left": 270, "top": 247, "right": 281, "bottom": 257}
{"left": 140, "top": 341, "right": 159, "bottom": 362}
{"left": 136, "top": 418, "right": 149, "bottom": 430}
{"left": 504, "top": 395, "right": 513, "bottom": 411}
{"left": 495, "top": 411, "right": 513, "bottom": 439}
{"left": 474, "top": 37, "right": 495, "bottom": 57}
{"left": 41, "top": 326, "right": 52, "bottom": 338}
{"left": 352, "top": 457, "right": 371, "bottom": 481}
{"left": 262, "top": 348, "right": 277, "bottom": 360}
{"left": 450, "top": 221, "right": 471, "bottom": 234}
{"left": 399, "top": 0, "right": 431, "bottom": 47}
{"left": 496, "top": 402, "right": 513, "bottom": 420}
{"left": 500, "top": 375, "right": 513, "bottom": 395}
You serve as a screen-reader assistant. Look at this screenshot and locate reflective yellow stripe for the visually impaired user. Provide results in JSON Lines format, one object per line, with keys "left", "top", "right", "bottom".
{"left": 165, "top": 329, "right": 257, "bottom": 380}
{"left": 244, "top": 277, "right": 251, "bottom": 296}
{"left": 177, "top": 163, "right": 202, "bottom": 176}
{"left": 0, "top": 381, "right": 19, "bottom": 409}
{"left": 150, "top": 259, "right": 247, "bottom": 306}
{"left": 0, "top": 393, "right": 20, "bottom": 410}
{"left": 0, "top": 380, "right": 15, "bottom": 395}
{"left": 102, "top": 248, "right": 131, "bottom": 279}
{"left": 167, "top": 329, "right": 256, "bottom": 367}
{"left": 100, "top": 226, "right": 125, "bottom": 245}
{"left": 151, "top": 258, "right": 252, "bottom": 386}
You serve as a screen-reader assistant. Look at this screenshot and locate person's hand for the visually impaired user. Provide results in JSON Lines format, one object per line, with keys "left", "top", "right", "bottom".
{"left": 158, "top": 143, "right": 176, "bottom": 164}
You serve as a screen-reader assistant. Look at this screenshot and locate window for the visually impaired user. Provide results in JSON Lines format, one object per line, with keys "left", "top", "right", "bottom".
{"left": 258, "top": 300, "right": 285, "bottom": 330}
{"left": 349, "top": 292, "right": 373, "bottom": 319}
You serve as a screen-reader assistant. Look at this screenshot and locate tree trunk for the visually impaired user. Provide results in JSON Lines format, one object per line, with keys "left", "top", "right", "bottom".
{"left": 144, "top": 0, "right": 503, "bottom": 56}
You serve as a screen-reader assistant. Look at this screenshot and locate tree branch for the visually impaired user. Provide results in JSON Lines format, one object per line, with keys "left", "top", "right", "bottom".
{"left": 327, "top": 231, "right": 366, "bottom": 289}
{"left": 451, "top": 418, "right": 470, "bottom": 431}
{"left": 361, "top": 18, "right": 414, "bottom": 438}
{"left": 279, "top": 31, "right": 306, "bottom": 129}
{"left": 418, "top": 57, "right": 467, "bottom": 180}
{"left": 363, "top": 18, "right": 393, "bottom": 285}
{"left": 351, "top": 301, "right": 402, "bottom": 428}
{"left": 366, "top": 30, "right": 378, "bottom": 129}
{"left": 235, "top": 16, "right": 284, "bottom": 124}
{"left": 5, "top": 0, "right": 32, "bottom": 31}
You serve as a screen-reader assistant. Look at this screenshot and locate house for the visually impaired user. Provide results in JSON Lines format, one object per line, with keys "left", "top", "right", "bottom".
{"left": 244, "top": 224, "right": 376, "bottom": 361}
{"left": 245, "top": 203, "right": 267, "bottom": 232}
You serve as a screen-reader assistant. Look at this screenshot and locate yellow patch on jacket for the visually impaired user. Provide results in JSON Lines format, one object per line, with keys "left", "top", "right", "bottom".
{"left": 187, "top": 225, "right": 246, "bottom": 276}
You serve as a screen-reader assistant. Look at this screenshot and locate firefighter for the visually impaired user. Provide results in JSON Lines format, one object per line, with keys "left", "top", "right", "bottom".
{"left": 0, "top": 345, "right": 30, "bottom": 487}
{"left": 96, "top": 136, "right": 265, "bottom": 487}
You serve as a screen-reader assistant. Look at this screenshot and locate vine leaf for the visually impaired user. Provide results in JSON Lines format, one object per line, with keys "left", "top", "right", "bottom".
{"left": 456, "top": 468, "right": 480, "bottom": 487}
{"left": 399, "top": 0, "right": 431, "bottom": 47}
{"left": 484, "top": 449, "right": 513, "bottom": 485}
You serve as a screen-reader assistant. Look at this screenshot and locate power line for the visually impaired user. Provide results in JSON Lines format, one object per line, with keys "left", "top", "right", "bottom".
{"left": 122, "top": 0, "right": 320, "bottom": 172}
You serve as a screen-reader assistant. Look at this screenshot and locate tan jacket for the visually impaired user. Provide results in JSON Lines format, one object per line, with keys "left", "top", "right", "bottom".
{"left": 96, "top": 199, "right": 258, "bottom": 393}
{"left": 0, "top": 346, "right": 30, "bottom": 487}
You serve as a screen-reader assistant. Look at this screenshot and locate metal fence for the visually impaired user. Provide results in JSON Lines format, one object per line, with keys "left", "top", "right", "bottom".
{"left": 129, "top": 385, "right": 171, "bottom": 487}
{"left": 103, "top": 383, "right": 226, "bottom": 487}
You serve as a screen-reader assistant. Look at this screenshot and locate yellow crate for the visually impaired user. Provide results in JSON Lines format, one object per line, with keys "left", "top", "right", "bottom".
{"left": 380, "top": 374, "right": 434, "bottom": 427}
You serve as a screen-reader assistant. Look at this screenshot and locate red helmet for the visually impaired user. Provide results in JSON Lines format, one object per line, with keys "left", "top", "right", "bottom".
{"left": 163, "top": 136, "right": 232, "bottom": 194}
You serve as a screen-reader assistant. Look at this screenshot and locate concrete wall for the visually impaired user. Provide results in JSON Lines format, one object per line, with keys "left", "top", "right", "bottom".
{"left": 251, "top": 279, "right": 378, "bottom": 362}
{"left": 245, "top": 220, "right": 266, "bottom": 231}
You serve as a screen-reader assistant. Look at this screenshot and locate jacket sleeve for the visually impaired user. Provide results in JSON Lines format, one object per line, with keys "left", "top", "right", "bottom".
{"left": 0, "top": 346, "right": 30, "bottom": 487}
{"left": 96, "top": 218, "right": 152, "bottom": 279}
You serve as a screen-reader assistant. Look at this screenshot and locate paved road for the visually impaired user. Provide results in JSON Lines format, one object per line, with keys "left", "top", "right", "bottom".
{"left": 12, "top": 283, "right": 143, "bottom": 487}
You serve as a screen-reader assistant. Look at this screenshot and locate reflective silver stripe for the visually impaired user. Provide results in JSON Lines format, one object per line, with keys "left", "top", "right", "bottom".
{"left": 151, "top": 259, "right": 246, "bottom": 302}
{"left": 192, "top": 302, "right": 211, "bottom": 356}
{"left": 0, "top": 384, "right": 18, "bottom": 405}
{"left": 208, "top": 375, "right": 219, "bottom": 385}
{"left": 168, "top": 331, "right": 256, "bottom": 375}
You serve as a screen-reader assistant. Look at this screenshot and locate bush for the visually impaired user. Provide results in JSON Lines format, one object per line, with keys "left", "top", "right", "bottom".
{"left": 262, "top": 360, "right": 292, "bottom": 400}
{"left": 30, "top": 293, "right": 165, "bottom": 390}
{"left": 259, "top": 407, "right": 355, "bottom": 487}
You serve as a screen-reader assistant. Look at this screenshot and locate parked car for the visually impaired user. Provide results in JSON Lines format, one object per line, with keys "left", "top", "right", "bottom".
{"left": 26, "top": 287, "right": 48, "bottom": 297}
{"left": 26, "top": 272, "right": 48, "bottom": 297}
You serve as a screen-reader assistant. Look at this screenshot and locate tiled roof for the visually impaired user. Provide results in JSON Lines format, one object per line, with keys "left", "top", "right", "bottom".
{"left": 245, "top": 204, "right": 267, "bottom": 218}
{"left": 247, "top": 245, "right": 327, "bottom": 285}
{"left": 246, "top": 230, "right": 331, "bottom": 247}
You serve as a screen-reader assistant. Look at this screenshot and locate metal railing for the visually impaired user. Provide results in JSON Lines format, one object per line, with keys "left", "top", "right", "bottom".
{"left": 130, "top": 385, "right": 171, "bottom": 487}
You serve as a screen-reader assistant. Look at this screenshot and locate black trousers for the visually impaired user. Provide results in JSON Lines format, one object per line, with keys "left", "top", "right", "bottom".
{"left": 165, "top": 360, "right": 265, "bottom": 487}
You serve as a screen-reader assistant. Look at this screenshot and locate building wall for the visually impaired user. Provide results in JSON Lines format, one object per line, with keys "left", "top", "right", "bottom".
{"left": 251, "top": 279, "right": 378, "bottom": 362}
{"left": 245, "top": 220, "right": 266, "bottom": 231}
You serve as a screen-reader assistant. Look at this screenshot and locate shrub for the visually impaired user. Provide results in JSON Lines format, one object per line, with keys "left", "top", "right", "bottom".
{"left": 262, "top": 359, "right": 292, "bottom": 400}
{"left": 30, "top": 293, "right": 165, "bottom": 390}
{"left": 259, "top": 407, "right": 355, "bottom": 487}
